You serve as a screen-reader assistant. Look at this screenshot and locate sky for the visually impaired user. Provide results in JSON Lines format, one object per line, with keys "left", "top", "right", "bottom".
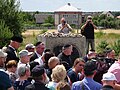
{"left": 19, "top": 0, "right": 120, "bottom": 12}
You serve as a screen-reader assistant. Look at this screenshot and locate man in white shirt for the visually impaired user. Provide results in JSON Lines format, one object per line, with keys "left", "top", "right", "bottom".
{"left": 57, "top": 17, "right": 72, "bottom": 34}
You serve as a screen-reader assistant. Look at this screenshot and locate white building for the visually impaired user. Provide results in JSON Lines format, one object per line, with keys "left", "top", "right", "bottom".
{"left": 101, "top": 11, "right": 114, "bottom": 18}
{"left": 54, "top": 3, "right": 82, "bottom": 27}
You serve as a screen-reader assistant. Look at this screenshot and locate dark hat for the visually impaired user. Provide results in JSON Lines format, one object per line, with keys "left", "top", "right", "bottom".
{"left": 62, "top": 44, "right": 71, "bottom": 50}
{"left": 84, "top": 60, "right": 97, "bottom": 76}
{"left": 11, "top": 36, "right": 23, "bottom": 43}
{"left": 31, "top": 65, "right": 45, "bottom": 77}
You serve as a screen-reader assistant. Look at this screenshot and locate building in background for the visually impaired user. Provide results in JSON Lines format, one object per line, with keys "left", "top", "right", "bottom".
{"left": 54, "top": 3, "right": 82, "bottom": 28}
{"left": 35, "top": 13, "right": 54, "bottom": 24}
{"left": 101, "top": 11, "right": 114, "bottom": 18}
{"left": 35, "top": 3, "right": 83, "bottom": 28}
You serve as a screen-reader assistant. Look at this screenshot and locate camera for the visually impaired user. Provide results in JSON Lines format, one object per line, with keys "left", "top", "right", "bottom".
{"left": 63, "top": 21, "right": 66, "bottom": 25}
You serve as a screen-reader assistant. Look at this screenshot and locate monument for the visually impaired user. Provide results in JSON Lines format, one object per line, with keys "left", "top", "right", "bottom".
{"left": 37, "top": 32, "right": 86, "bottom": 62}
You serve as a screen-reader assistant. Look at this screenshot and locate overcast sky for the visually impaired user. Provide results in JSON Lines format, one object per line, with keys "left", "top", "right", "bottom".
{"left": 19, "top": 0, "right": 120, "bottom": 12}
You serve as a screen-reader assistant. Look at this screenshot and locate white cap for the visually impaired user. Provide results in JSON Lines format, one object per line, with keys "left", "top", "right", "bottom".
{"left": 19, "top": 50, "right": 33, "bottom": 57}
{"left": 102, "top": 72, "right": 117, "bottom": 81}
{"left": 87, "top": 15, "right": 92, "bottom": 19}
{"left": 0, "top": 49, "right": 7, "bottom": 57}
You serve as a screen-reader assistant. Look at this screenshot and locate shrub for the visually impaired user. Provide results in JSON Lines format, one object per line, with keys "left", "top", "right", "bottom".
{"left": 0, "top": 20, "right": 13, "bottom": 48}
{"left": 96, "top": 40, "right": 109, "bottom": 53}
{"left": 111, "top": 39, "right": 120, "bottom": 56}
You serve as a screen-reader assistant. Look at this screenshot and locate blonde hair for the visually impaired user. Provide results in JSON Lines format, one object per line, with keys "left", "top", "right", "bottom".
{"left": 6, "top": 60, "right": 17, "bottom": 68}
{"left": 51, "top": 65, "right": 66, "bottom": 82}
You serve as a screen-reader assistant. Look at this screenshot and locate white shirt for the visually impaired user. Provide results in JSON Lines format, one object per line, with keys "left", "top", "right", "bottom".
{"left": 34, "top": 56, "right": 44, "bottom": 66}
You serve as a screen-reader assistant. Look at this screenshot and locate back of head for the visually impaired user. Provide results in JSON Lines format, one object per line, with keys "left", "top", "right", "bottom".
{"left": 29, "top": 61, "right": 39, "bottom": 71}
{"left": 48, "top": 56, "right": 60, "bottom": 69}
{"left": 84, "top": 60, "right": 97, "bottom": 76}
{"left": 17, "top": 64, "right": 30, "bottom": 77}
{"left": 51, "top": 65, "right": 66, "bottom": 82}
{"left": 31, "top": 65, "right": 45, "bottom": 78}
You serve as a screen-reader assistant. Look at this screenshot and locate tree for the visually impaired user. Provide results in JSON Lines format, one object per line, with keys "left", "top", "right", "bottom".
{"left": 0, "top": 20, "right": 13, "bottom": 48}
{"left": 0, "top": 0, "right": 24, "bottom": 36}
{"left": 45, "top": 16, "right": 54, "bottom": 25}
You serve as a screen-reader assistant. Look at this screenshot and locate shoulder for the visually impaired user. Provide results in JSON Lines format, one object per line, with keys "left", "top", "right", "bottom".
{"left": 25, "top": 84, "right": 35, "bottom": 90}
{"left": 67, "top": 69, "right": 75, "bottom": 75}
{"left": 72, "top": 81, "right": 81, "bottom": 86}
{"left": 71, "top": 81, "right": 81, "bottom": 90}
{"left": 57, "top": 53, "right": 62, "bottom": 58}
{"left": 0, "top": 70, "right": 9, "bottom": 78}
{"left": 47, "top": 82, "right": 57, "bottom": 90}
{"left": 108, "top": 62, "right": 119, "bottom": 71}
{"left": 94, "top": 81, "right": 102, "bottom": 88}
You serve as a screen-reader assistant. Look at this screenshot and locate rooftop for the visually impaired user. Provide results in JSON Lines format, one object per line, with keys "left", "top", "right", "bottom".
{"left": 54, "top": 3, "right": 81, "bottom": 12}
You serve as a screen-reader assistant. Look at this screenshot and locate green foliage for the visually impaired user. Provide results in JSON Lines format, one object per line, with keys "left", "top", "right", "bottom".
{"left": 41, "top": 23, "right": 53, "bottom": 27}
{"left": 0, "top": 20, "right": 13, "bottom": 48}
{"left": 71, "top": 24, "right": 77, "bottom": 28}
{"left": 97, "top": 40, "right": 109, "bottom": 53}
{"left": 45, "top": 16, "right": 54, "bottom": 25}
{"left": 0, "top": 0, "right": 24, "bottom": 36}
{"left": 92, "top": 13, "right": 120, "bottom": 29}
{"left": 111, "top": 39, "right": 120, "bottom": 56}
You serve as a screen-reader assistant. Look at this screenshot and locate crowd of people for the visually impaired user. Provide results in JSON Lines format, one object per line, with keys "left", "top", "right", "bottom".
{"left": 0, "top": 16, "right": 120, "bottom": 90}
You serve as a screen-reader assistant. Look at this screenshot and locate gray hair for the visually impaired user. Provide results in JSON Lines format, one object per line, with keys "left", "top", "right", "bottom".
{"left": 17, "top": 64, "right": 30, "bottom": 77}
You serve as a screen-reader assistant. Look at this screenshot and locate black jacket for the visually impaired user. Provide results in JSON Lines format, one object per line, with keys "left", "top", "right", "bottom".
{"left": 83, "top": 23, "right": 94, "bottom": 39}
{"left": 25, "top": 81, "right": 49, "bottom": 90}
{"left": 6, "top": 46, "right": 19, "bottom": 63}
{"left": 30, "top": 52, "right": 39, "bottom": 62}
{"left": 101, "top": 85, "right": 114, "bottom": 90}
{"left": 58, "top": 52, "right": 72, "bottom": 70}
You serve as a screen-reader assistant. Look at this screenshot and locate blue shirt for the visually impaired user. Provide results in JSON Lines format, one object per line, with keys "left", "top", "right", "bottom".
{"left": 67, "top": 69, "right": 80, "bottom": 83}
{"left": 71, "top": 77, "right": 102, "bottom": 90}
{"left": 0, "top": 69, "right": 12, "bottom": 90}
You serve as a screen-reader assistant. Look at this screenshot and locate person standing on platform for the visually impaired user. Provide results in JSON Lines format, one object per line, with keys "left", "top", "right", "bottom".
{"left": 81, "top": 16, "right": 97, "bottom": 54}
{"left": 57, "top": 17, "right": 72, "bottom": 34}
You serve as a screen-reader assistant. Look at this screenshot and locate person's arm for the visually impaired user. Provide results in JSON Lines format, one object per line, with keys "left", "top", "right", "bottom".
{"left": 91, "top": 21, "right": 97, "bottom": 29}
{"left": 66, "top": 24, "right": 73, "bottom": 31}
{"left": 57, "top": 24, "right": 65, "bottom": 33}
{"left": 81, "top": 21, "right": 88, "bottom": 30}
